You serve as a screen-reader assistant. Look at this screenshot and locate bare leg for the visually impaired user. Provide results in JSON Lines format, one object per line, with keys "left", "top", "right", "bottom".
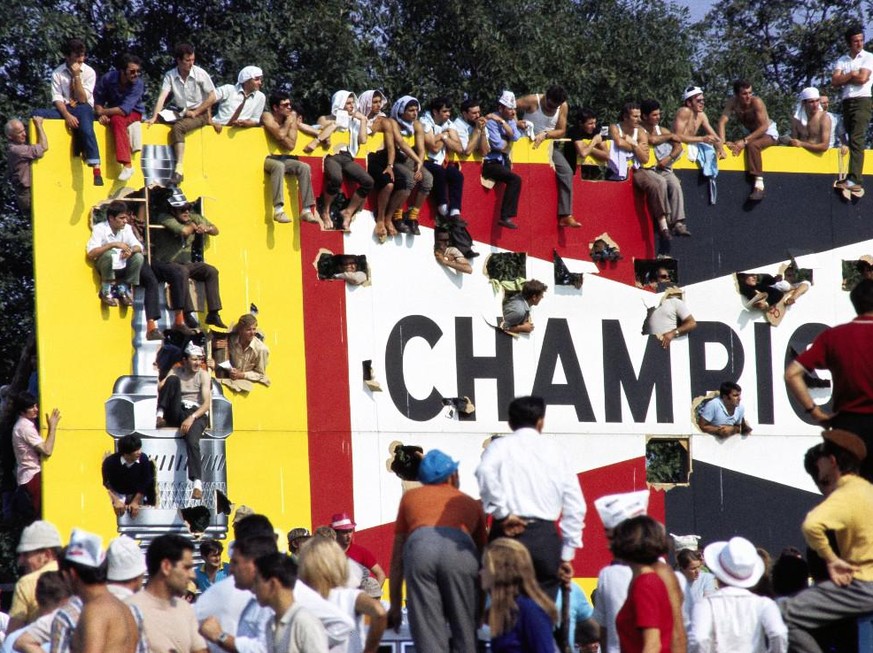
{"left": 320, "top": 192, "right": 336, "bottom": 229}
{"left": 340, "top": 192, "right": 366, "bottom": 230}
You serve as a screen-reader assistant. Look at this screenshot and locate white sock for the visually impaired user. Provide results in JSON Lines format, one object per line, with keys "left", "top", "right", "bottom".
{"left": 193, "top": 479, "right": 203, "bottom": 491}
{"left": 754, "top": 177, "right": 764, "bottom": 190}
{"left": 274, "top": 205, "right": 284, "bottom": 214}
{"left": 438, "top": 204, "right": 448, "bottom": 216}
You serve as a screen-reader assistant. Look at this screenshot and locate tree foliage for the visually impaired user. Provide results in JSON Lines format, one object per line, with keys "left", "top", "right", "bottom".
{"left": 0, "top": 0, "right": 867, "bottom": 384}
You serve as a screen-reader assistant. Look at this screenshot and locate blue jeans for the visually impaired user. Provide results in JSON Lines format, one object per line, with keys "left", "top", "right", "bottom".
{"left": 33, "top": 104, "right": 101, "bottom": 165}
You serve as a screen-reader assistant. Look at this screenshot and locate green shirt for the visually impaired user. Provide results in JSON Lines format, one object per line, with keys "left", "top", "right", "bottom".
{"left": 152, "top": 212, "right": 214, "bottom": 264}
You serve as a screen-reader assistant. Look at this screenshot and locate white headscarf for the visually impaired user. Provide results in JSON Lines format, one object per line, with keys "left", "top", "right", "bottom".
{"left": 391, "top": 95, "right": 419, "bottom": 136}
{"left": 794, "top": 87, "right": 820, "bottom": 127}
{"left": 330, "top": 90, "right": 361, "bottom": 155}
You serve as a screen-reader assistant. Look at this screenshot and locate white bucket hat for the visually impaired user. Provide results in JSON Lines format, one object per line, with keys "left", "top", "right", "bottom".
{"left": 703, "top": 536, "right": 764, "bottom": 588}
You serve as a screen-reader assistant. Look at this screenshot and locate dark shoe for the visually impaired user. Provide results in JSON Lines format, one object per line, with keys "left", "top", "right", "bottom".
{"left": 205, "top": 311, "right": 227, "bottom": 329}
{"left": 117, "top": 291, "right": 134, "bottom": 308}
{"left": 559, "top": 215, "right": 581, "bottom": 228}
{"left": 146, "top": 328, "right": 164, "bottom": 341}
{"left": 449, "top": 214, "right": 468, "bottom": 226}
{"left": 184, "top": 312, "right": 200, "bottom": 329}
{"left": 407, "top": 219, "right": 421, "bottom": 236}
{"left": 672, "top": 222, "right": 692, "bottom": 237}
{"left": 659, "top": 227, "right": 672, "bottom": 241}
{"left": 171, "top": 323, "right": 197, "bottom": 336}
{"left": 466, "top": 250, "right": 480, "bottom": 258}
{"left": 498, "top": 218, "right": 518, "bottom": 229}
{"left": 749, "top": 187, "right": 765, "bottom": 201}
{"left": 99, "top": 291, "right": 118, "bottom": 307}
{"left": 93, "top": 174, "right": 105, "bottom": 187}
{"left": 394, "top": 219, "right": 411, "bottom": 234}
{"left": 169, "top": 171, "right": 183, "bottom": 186}
{"left": 156, "top": 416, "right": 167, "bottom": 428}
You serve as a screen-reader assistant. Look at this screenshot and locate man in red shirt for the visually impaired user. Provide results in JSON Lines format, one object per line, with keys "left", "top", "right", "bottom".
{"left": 786, "top": 278, "right": 873, "bottom": 481}
{"left": 329, "top": 512, "right": 386, "bottom": 588}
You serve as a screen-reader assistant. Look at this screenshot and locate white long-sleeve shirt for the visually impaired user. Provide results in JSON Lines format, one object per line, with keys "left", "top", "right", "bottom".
{"left": 689, "top": 586, "right": 787, "bottom": 653}
{"left": 475, "top": 427, "right": 586, "bottom": 560}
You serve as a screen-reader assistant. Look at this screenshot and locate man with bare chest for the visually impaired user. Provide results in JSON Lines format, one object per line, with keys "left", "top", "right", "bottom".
{"left": 60, "top": 529, "right": 140, "bottom": 653}
{"left": 718, "top": 80, "right": 778, "bottom": 201}
{"left": 672, "top": 85, "right": 721, "bottom": 147}
{"left": 789, "top": 87, "right": 832, "bottom": 154}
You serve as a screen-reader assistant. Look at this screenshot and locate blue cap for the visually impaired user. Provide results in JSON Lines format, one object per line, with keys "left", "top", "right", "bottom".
{"left": 418, "top": 450, "right": 459, "bottom": 484}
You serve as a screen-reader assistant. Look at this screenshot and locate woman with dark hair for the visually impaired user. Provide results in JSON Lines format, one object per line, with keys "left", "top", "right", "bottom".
{"left": 11, "top": 391, "right": 61, "bottom": 517}
{"left": 481, "top": 537, "right": 558, "bottom": 653}
{"left": 612, "top": 515, "right": 673, "bottom": 653}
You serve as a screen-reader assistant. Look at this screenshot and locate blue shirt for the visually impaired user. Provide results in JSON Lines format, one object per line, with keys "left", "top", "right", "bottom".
{"left": 491, "top": 595, "right": 556, "bottom": 653}
{"left": 194, "top": 562, "right": 231, "bottom": 593}
{"left": 699, "top": 397, "right": 745, "bottom": 427}
{"left": 94, "top": 69, "right": 146, "bottom": 115}
{"left": 485, "top": 118, "right": 523, "bottom": 164}
{"left": 555, "top": 583, "right": 594, "bottom": 649}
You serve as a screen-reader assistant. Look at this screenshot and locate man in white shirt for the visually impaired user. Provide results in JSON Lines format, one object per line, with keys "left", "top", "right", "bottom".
{"left": 33, "top": 38, "right": 102, "bottom": 185}
{"left": 212, "top": 67, "right": 265, "bottom": 132}
{"left": 832, "top": 24, "right": 873, "bottom": 194}
{"left": 476, "top": 395, "right": 586, "bottom": 599}
{"left": 147, "top": 42, "right": 217, "bottom": 185}
{"left": 85, "top": 200, "right": 144, "bottom": 307}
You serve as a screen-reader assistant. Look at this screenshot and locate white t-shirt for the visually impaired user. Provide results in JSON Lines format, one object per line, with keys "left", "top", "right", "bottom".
{"left": 835, "top": 50, "right": 873, "bottom": 99}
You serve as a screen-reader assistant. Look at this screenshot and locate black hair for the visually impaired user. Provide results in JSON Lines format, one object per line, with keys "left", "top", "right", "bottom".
{"left": 507, "top": 396, "right": 546, "bottom": 430}
{"left": 521, "top": 279, "right": 548, "bottom": 301}
{"left": 234, "top": 513, "right": 275, "bottom": 541}
{"left": 269, "top": 91, "right": 290, "bottom": 111}
{"left": 545, "top": 86, "right": 568, "bottom": 106}
{"left": 254, "top": 552, "right": 298, "bottom": 589}
{"left": 640, "top": 99, "right": 661, "bottom": 116}
{"left": 174, "top": 43, "right": 195, "bottom": 60}
{"left": 850, "top": 278, "right": 873, "bottom": 314}
{"left": 460, "top": 98, "right": 480, "bottom": 113}
{"left": 119, "top": 53, "right": 142, "bottom": 70}
{"left": 235, "top": 534, "right": 279, "bottom": 560}
{"left": 676, "top": 548, "right": 703, "bottom": 569}
{"left": 14, "top": 391, "right": 37, "bottom": 415}
{"left": 804, "top": 440, "right": 861, "bottom": 481}
{"left": 576, "top": 107, "right": 597, "bottom": 124}
{"left": 146, "top": 534, "right": 193, "bottom": 576}
{"left": 60, "top": 555, "right": 109, "bottom": 585}
{"left": 845, "top": 25, "right": 864, "bottom": 43}
{"left": 63, "top": 39, "right": 86, "bottom": 57}
{"left": 429, "top": 96, "right": 451, "bottom": 113}
{"left": 199, "top": 538, "right": 223, "bottom": 558}
{"left": 106, "top": 200, "right": 129, "bottom": 218}
{"left": 719, "top": 381, "right": 741, "bottom": 397}
{"left": 118, "top": 434, "right": 142, "bottom": 456}
{"left": 733, "top": 79, "right": 752, "bottom": 95}
{"left": 619, "top": 102, "right": 639, "bottom": 121}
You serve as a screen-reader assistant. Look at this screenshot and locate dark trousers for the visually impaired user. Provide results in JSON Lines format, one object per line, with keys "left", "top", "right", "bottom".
{"left": 184, "top": 262, "right": 222, "bottom": 312}
{"left": 157, "top": 375, "right": 206, "bottom": 480}
{"left": 424, "top": 161, "right": 464, "bottom": 214}
{"left": 140, "top": 261, "right": 190, "bottom": 320}
{"left": 482, "top": 160, "right": 521, "bottom": 220}
{"left": 490, "top": 517, "right": 562, "bottom": 600}
{"left": 842, "top": 97, "right": 873, "bottom": 185}
{"left": 33, "top": 105, "right": 100, "bottom": 164}
{"left": 323, "top": 151, "right": 374, "bottom": 197}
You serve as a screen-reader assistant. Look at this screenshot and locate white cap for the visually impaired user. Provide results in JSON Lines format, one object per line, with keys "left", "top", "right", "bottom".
{"left": 185, "top": 342, "right": 205, "bottom": 358}
{"left": 594, "top": 490, "right": 649, "bottom": 529}
{"left": 670, "top": 533, "right": 701, "bottom": 552}
{"left": 65, "top": 529, "right": 106, "bottom": 568}
{"left": 107, "top": 536, "right": 146, "bottom": 581}
{"left": 498, "top": 91, "right": 516, "bottom": 109}
{"left": 703, "top": 537, "right": 764, "bottom": 589}
{"left": 238, "top": 66, "right": 263, "bottom": 85}
{"left": 683, "top": 85, "right": 704, "bottom": 101}
{"left": 799, "top": 87, "right": 820, "bottom": 101}
{"left": 17, "top": 521, "right": 62, "bottom": 553}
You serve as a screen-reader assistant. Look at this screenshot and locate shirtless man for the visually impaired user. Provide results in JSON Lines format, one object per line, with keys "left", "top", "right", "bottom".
{"left": 261, "top": 91, "right": 317, "bottom": 224}
{"left": 717, "top": 80, "right": 778, "bottom": 201}
{"left": 61, "top": 529, "right": 139, "bottom": 653}
{"left": 358, "top": 90, "right": 397, "bottom": 240}
{"left": 672, "top": 85, "right": 721, "bottom": 146}
{"left": 789, "top": 87, "right": 832, "bottom": 154}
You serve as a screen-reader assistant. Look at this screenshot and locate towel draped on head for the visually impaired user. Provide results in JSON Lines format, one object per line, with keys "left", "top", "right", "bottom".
{"left": 793, "top": 87, "right": 821, "bottom": 128}
{"left": 330, "top": 90, "right": 361, "bottom": 155}
{"left": 358, "top": 90, "right": 387, "bottom": 133}
{"left": 391, "top": 95, "right": 419, "bottom": 136}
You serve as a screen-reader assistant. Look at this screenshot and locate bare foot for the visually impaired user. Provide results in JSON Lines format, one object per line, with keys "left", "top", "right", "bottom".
{"left": 340, "top": 209, "right": 354, "bottom": 231}
{"left": 386, "top": 221, "right": 398, "bottom": 237}
{"left": 212, "top": 123, "right": 223, "bottom": 134}
{"left": 304, "top": 139, "right": 318, "bottom": 154}
{"left": 374, "top": 223, "right": 387, "bottom": 243}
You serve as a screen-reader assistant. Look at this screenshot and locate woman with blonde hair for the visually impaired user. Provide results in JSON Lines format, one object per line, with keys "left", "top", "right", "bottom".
{"left": 481, "top": 537, "right": 558, "bottom": 652}
{"left": 298, "top": 535, "right": 386, "bottom": 653}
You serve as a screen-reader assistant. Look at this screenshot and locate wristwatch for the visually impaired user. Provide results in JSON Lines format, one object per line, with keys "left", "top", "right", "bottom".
{"left": 217, "top": 632, "right": 230, "bottom": 645}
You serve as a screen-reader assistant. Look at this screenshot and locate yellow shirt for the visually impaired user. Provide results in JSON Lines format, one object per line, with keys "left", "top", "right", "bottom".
{"left": 802, "top": 474, "right": 873, "bottom": 582}
{"left": 9, "top": 560, "right": 58, "bottom": 623}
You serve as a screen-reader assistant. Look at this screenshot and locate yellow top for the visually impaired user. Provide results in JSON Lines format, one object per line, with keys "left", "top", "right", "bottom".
{"left": 9, "top": 560, "right": 59, "bottom": 623}
{"left": 803, "top": 475, "right": 873, "bottom": 582}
